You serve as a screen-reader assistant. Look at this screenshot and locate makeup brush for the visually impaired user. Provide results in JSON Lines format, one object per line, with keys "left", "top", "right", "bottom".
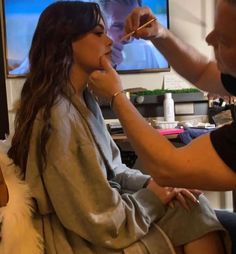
{"left": 120, "top": 17, "right": 156, "bottom": 42}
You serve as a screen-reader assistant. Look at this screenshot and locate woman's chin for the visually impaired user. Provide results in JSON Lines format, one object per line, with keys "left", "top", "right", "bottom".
{"left": 103, "top": 55, "right": 112, "bottom": 67}
{"left": 94, "top": 54, "right": 115, "bottom": 71}
{"left": 216, "top": 61, "right": 231, "bottom": 75}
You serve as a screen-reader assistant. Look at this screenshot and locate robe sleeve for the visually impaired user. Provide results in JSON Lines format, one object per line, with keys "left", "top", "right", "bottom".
{"left": 108, "top": 135, "right": 151, "bottom": 193}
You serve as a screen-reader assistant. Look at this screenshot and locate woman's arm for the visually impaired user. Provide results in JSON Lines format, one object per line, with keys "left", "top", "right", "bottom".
{"left": 107, "top": 123, "right": 201, "bottom": 208}
{"left": 89, "top": 58, "right": 236, "bottom": 191}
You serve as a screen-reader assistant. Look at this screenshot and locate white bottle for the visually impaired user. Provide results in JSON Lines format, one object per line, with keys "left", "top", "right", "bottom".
{"left": 163, "top": 93, "right": 175, "bottom": 122}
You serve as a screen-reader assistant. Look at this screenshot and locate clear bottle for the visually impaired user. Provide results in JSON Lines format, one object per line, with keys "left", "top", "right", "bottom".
{"left": 163, "top": 93, "right": 175, "bottom": 122}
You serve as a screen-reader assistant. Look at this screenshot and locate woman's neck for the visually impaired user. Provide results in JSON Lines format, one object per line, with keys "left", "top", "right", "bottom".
{"left": 69, "top": 65, "right": 89, "bottom": 97}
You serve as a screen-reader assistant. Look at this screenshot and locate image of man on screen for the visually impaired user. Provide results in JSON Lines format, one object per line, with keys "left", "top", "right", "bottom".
{"left": 100, "top": 0, "right": 167, "bottom": 71}
{"left": 6, "top": 0, "right": 168, "bottom": 75}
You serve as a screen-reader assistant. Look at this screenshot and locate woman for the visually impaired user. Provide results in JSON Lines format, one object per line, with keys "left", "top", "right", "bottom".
{"left": 8, "top": 1, "right": 230, "bottom": 254}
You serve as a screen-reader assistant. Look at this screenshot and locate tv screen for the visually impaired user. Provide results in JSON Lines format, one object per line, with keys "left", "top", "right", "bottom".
{"left": 0, "top": 15, "right": 9, "bottom": 139}
{"left": 3, "top": 0, "right": 170, "bottom": 77}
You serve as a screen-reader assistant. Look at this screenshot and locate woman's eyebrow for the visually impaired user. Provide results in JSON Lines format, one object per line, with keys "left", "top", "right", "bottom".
{"left": 94, "top": 24, "right": 107, "bottom": 33}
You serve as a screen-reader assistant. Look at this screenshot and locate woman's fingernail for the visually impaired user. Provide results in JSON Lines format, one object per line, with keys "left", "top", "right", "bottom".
{"left": 169, "top": 202, "right": 175, "bottom": 208}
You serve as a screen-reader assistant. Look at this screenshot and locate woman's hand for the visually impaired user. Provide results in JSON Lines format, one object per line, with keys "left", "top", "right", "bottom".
{"left": 147, "top": 179, "right": 202, "bottom": 210}
{"left": 89, "top": 56, "right": 124, "bottom": 101}
{"left": 124, "top": 7, "right": 167, "bottom": 41}
{"left": 146, "top": 179, "right": 178, "bottom": 205}
{"left": 0, "top": 167, "right": 9, "bottom": 207}
{"left": 173, "top": 188, "right": 202, "bottom": 211}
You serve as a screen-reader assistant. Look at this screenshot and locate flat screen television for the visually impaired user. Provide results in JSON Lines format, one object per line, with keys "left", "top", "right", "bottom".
{"left": 2, "top": 0, "right": 170, "bottom": 77}
{"left": 0, "top": 12, "right": 9, "bottom": 139}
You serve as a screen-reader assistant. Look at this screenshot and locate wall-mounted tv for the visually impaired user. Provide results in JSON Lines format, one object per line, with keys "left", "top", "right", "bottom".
{"left": 0, "top": 12, "right": 9, "bottom": 139}
{"left": 2, "top": 0, "right": 170, "bottom": 77}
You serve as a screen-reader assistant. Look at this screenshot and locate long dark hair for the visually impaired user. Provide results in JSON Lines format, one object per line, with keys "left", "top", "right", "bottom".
{"left": 227, "top": 0, "right": 236, "bottom": 5}
{"left": 8, "top": 1, "right": 103, "bottom": 174}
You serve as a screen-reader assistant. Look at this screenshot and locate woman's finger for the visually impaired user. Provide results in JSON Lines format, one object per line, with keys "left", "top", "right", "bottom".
{"left": 176, "top": 192, "right": 191, "bottom": 211}
{"left": 179, "top": 189, "right": 200, "bottom": 204}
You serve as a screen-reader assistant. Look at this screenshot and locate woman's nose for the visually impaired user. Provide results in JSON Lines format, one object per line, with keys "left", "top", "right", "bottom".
{"left": 106, "top": 34, "right": 113, "bottom": 46}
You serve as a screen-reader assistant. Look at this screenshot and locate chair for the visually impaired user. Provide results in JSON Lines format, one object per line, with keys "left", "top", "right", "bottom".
{"left": 0, "top": 152, "right": 43, "bottom": 254}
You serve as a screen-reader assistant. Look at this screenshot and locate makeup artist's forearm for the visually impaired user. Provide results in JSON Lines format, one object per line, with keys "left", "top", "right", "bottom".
{"left": 151, "top": 30, "right": 228, "bottom": 95}
{"left": 112, "top": 93, "right": 176, "bottom": 179}
{"left": 112, "top": 94, "right": 236, "bottom": 190}
{"left": 151, "top": 30, "right": 210, "bottom": 85}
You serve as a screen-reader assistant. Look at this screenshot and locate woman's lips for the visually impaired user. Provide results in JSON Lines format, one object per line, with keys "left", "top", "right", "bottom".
{"left": 105, "top": 51, "right": 112, "bottom": 55}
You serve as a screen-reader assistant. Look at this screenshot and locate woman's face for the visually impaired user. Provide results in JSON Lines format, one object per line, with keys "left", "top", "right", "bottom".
{"left": 72, "top": 19, "right": 113, "bottom": 73}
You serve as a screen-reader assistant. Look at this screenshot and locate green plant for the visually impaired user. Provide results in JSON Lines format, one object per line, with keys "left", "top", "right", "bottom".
{"left": 131, "top": 88, "right": 200, "bottom": 96}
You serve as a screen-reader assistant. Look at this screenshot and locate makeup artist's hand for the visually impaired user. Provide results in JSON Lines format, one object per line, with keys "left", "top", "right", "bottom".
{"left": 124, "top": 7, "right": 167, "bottom": 40}
{"left": 89, "top": 56, "right": 124, "bottom": 101}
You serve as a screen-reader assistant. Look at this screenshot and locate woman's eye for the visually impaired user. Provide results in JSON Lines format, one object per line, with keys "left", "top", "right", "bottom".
{"left": 95, "top": 32, "right": 104, "bottom": 36}
{"left": 219, "top": 41, "right": 230, "bottom": 48}
{"left": 219, "top": 37, "right": 230, "bottom": 48}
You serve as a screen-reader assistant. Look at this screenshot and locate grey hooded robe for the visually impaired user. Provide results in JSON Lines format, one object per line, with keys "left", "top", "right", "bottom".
{"left": 25, "top": 89, "right": 229, "bottom": 254}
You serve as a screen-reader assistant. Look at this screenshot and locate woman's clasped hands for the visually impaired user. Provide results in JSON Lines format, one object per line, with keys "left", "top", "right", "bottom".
{"left": 146, "top": 178, "right": 202, "bottom": 211}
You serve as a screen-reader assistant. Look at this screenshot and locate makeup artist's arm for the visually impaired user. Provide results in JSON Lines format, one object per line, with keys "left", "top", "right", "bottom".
{"left": 89, "top": 57, "right": 236, "bottom": 191}
{"left": 125, "top": 7, "right": 228, "bottom": 95}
